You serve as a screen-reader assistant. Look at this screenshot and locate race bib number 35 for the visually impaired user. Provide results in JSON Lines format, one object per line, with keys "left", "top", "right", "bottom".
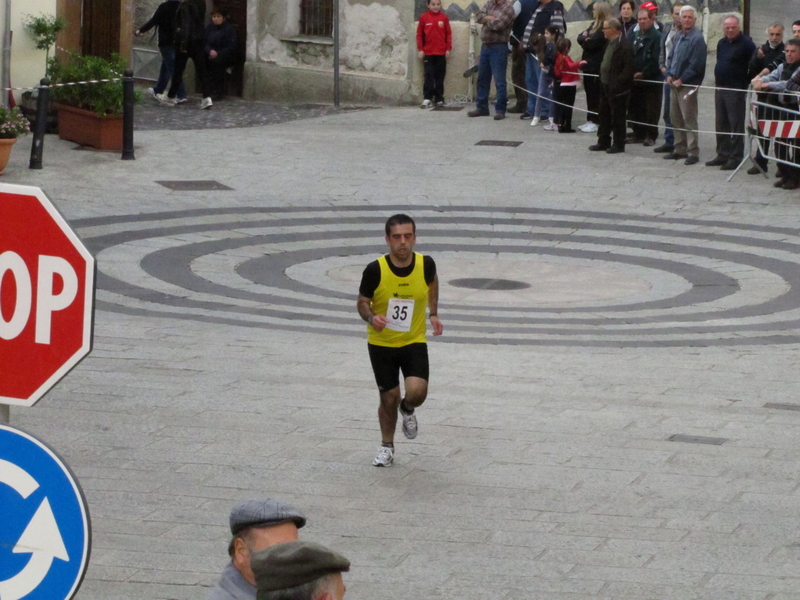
{"left": 385, "top": 298, "right": 414, "bottom": 332}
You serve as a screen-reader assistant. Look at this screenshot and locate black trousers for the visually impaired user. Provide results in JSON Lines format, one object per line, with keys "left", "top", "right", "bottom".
{"left": 169, "top": 40, "right": 211, "bottom": 99}
{"left": 754, "top": 93, "right": 772, "bottom": 169}
{"left": 584, "top": 75, "right": 601, "bottom": 124}
{"left": 597, "top": 84, "right": 629, "bottom": 149}
{"left": 207, "top": 56, "right": 235, "bottom": 98}
{"left": 629, "top": 80, "right": 662, "bottom": 141}
{"left": 714, "top": 89, "right": 746, "bottom": 161}
{"left": 423, "top": 55, "right": 447, "bottom": 103}
{"left": 510, "top": 46, "right": 527, "bottom": 109}
{"left": 553, "top": 85, "right": 576, "bottom": 130}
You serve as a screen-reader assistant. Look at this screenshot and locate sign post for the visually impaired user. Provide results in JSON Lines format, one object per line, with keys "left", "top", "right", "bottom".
{"left": 0, "top": 183, "right": 95, "bottom": 413}
{"left": 0, "top": 424, "right": 91, "bottom": 600}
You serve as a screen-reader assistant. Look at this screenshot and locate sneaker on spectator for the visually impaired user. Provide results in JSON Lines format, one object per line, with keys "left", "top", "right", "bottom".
{"left": 372, "top": 445, "right": 394, "bottom": 467}
{"left": 147, "top": 88, "right": 158, "bottom": 99}
{"left": 200, "top": 97, "right": 213, "bottom": 109}
{"left": 435, "top": 100, "right": 445, "bottom": 107}
{"left": 176, "top": 97, "right": 188, "bottom": 104}
{"left": 156, "top": 93, "right": 177, "bottom": 106}
{"left": 420, "top": 99, "right": 432, "bottom": 109}
{"left": 530, "top": 116, "right": 540, "bottom": 126}
{"left": 543, "top": 123, "right": 558, "bottom": 131}
{"left": 582, "top": 122, "right": 598, "bottom": 133}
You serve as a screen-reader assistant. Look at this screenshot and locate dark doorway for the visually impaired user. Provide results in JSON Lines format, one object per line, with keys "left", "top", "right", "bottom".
{"left": 214, "top": 0, "right": 247, "bottom": 97}
{"left": 82, "top": 0, "right": 121, "bottom": 59}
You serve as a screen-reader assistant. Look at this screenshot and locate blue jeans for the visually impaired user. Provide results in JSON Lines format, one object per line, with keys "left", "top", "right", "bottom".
{"left": 154, "top": 45, "right": 187, "bottom": 99}
{"left": 535, "top": 68, "right": 552, "bottom": 118}
{"left": 662, "top": 81, "right": 673, "bottom": 146}
{"left": 476, "top": 43, "right": 508, "bottom": 114}
{"left": 525, "top": 54, "right": 539, "bottom": 114}
{"left": 524, "top": 56, "right": 550, "bottom": 118}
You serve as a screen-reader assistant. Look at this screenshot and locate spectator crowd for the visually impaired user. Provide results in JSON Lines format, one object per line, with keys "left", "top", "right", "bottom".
{"left": 447, "top": 0, "right": 800, "bottom": 189}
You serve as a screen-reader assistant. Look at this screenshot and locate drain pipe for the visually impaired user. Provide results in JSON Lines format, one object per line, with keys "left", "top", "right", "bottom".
{"left": 2, "top": 0, "right": 11, "bottom": 107}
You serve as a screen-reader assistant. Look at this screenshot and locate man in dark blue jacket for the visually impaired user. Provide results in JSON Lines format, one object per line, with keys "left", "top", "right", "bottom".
{"left": 135, "top": 0, "right": 187, "bottom": 102}
{"left": 161, "top": 0, "right": 214, "bottom": 109}
{"left": 628, "top": 8, "right": 662, "bottom": 145}
{"left": 706, "top": 16, "right": 755, "bottom": 170}
{"left": 664, "top": 5, "right": 706, "bottom": 165}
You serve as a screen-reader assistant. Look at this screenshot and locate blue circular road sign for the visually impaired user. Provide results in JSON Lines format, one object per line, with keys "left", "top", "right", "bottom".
{"left": 0, "top": 424, "right": 91, "bottom": 600}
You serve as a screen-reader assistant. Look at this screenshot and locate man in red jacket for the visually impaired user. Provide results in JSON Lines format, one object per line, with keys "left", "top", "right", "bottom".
{"left": 416, "top": 0, "right": 452, "bottom": 108}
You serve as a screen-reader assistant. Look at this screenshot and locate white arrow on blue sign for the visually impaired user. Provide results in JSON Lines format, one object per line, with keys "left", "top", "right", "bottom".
{"left": 0, "top": 425, "right": 91, "bottom": 600}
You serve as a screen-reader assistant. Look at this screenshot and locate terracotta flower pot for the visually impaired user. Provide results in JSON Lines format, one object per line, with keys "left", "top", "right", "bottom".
{"left": 55, "top": 104, "right": 123, "bottom": 150}
{"left": 0, "top": 138, "right": 17, "bottom": 174}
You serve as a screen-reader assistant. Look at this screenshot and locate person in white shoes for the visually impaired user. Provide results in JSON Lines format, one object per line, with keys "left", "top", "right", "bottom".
{"left": 159, "top": 0, "right": 214, "bottom": 109}
{"left": 357, "top": 214, "right": 443, "bottom": 467}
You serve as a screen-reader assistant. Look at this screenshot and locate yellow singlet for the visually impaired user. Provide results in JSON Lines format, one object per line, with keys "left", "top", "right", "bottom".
{"left": 367, "top": 253, "right": 429, "bottom": 348}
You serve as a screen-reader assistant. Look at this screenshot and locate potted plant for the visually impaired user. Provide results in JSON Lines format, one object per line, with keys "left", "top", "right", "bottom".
{"left": 48, "top": 53, "right": 132, "bottom": 150}
{"left": 20, "top": 13, "right": 66, "bottom": 132}
{"left": 0, "top": 106, "right": 30, "bottom": 174}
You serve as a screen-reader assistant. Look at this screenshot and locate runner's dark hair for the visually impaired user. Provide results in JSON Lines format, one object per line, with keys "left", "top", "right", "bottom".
{"left": 385, "top": 214, "right": 416, "bottom": 235}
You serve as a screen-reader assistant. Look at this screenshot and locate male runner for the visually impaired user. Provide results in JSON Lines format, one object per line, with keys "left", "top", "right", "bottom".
{"left": 357, "top": 214, "right": 443, "bottom": 467}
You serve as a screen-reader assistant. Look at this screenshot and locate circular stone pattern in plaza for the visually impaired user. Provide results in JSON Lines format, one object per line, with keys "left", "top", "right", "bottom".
{"left": 449, "top": 278, "right": 532, "bottom": 291}
{"left": 76, "top": 205, "right": 800, "bottom": 347}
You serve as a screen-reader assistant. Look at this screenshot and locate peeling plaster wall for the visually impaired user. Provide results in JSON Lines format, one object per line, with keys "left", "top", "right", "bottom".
{"left": 254, "top": 0, "right": 409, "bottom": 79}
{"left": 340, "top": 2, "right": 408, "bottom": 76}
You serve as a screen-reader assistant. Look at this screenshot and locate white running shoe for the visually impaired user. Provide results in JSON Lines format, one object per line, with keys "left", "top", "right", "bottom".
{"left": 582, "top": 122, "right": 598, "bottom": 133}
{"left": 200, "top": 97, "right": 213, "bottom": 109}
{"left": 373, "top": 446, "right": 394, "bottom": 467}
{"left": 175, "top": 97, "right": 188, "bottom": 104}
{"left": 543, "top": 123, "right": 558, "bottom": 131}
{"left": 420, "top": 99, "right": 432, "bottom": 109}
{"left": 147, "top": 87, "right": 158, "bottom": 99}
{"left": 401, "top": 408, "right": 418, "bottom": 439}
{"left": 578, "top": 122, "right": 591, "bottom": 131}
{"left": 156, "top": 93, "right": 177, "bottom": 106}
{"left": 530, "top": 116, "right": 540, "bottom": 127}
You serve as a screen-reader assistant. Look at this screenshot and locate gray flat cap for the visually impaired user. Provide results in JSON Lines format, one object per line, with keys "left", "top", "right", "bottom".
{"left": 252, "top": 541, "right": 350, "bottom": 594}
{"left": 229, "top": 499, "right": 307, "bottom": 534}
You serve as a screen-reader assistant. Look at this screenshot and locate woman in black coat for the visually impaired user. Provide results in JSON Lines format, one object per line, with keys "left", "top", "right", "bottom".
{"left": 205, "top": 9, "right": 238, "bottom": 100}
{"left": 577, "top": 1, "right": 612, "bottom": 130}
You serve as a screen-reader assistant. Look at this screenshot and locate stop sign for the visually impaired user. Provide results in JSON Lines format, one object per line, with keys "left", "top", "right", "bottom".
{"left": 0, "top": 184, "right": 94, "bottom": 407}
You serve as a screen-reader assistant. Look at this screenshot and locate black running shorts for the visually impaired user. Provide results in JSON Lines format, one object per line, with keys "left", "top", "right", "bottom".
{"left": 367, "top": 343, "right": 429, "bottom": 392}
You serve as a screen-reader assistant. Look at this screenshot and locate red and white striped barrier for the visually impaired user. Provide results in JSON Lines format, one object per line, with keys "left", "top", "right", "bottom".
{"left": 757, "top": 119, "right": 800, "bottom": 139}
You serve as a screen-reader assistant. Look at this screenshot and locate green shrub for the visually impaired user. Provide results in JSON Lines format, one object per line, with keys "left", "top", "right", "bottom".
{"left": 48, "top": 53, "right": 129, "bottom": 116}
{"left": 23, "top": 13, "right": 66, "bottom": 74}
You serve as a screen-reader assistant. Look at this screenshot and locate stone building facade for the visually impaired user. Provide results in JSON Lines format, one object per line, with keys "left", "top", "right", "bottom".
{"left": 128, "top": 0, "right": 746, "bottom": 105}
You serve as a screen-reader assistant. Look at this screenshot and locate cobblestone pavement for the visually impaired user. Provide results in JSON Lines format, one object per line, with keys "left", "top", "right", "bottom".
{"left": 3, "top": 92, "right": 800, "bottom": 600}
{"left": 134, "top": 94, "right": 375, "bottom": 130}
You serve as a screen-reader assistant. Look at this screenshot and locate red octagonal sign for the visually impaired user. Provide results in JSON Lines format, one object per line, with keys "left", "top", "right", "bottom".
{"left": 0, "top": 183, "right": 95, "bottom": 407}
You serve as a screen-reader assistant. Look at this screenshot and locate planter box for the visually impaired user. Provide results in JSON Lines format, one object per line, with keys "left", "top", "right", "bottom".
{"left": 20, "top": 91, "right": 59, "bottom": 134}
{"left": 55, "top": 104, "right": 122, "bottom": 150}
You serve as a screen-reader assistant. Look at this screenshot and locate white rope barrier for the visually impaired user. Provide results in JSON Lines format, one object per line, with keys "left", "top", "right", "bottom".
{"left": 1, "top": 78, "right": 123, "bottom": 93}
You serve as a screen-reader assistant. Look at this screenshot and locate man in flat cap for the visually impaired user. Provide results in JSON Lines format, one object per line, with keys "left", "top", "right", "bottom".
{"left": 208, "top": 499, "right": 307, "bottom": 600}
{"left": 251, "top": 541, "right": 350, "bottom": 600}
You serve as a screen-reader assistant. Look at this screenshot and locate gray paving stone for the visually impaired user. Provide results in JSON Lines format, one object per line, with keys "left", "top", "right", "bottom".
{"left": 4, "top": 95, "right": 800, "bottom": 600}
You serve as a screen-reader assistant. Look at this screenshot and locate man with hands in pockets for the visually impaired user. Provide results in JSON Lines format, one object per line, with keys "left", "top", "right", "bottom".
{"left": 357, "top": 214, "right": 443, "bottom": 467}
